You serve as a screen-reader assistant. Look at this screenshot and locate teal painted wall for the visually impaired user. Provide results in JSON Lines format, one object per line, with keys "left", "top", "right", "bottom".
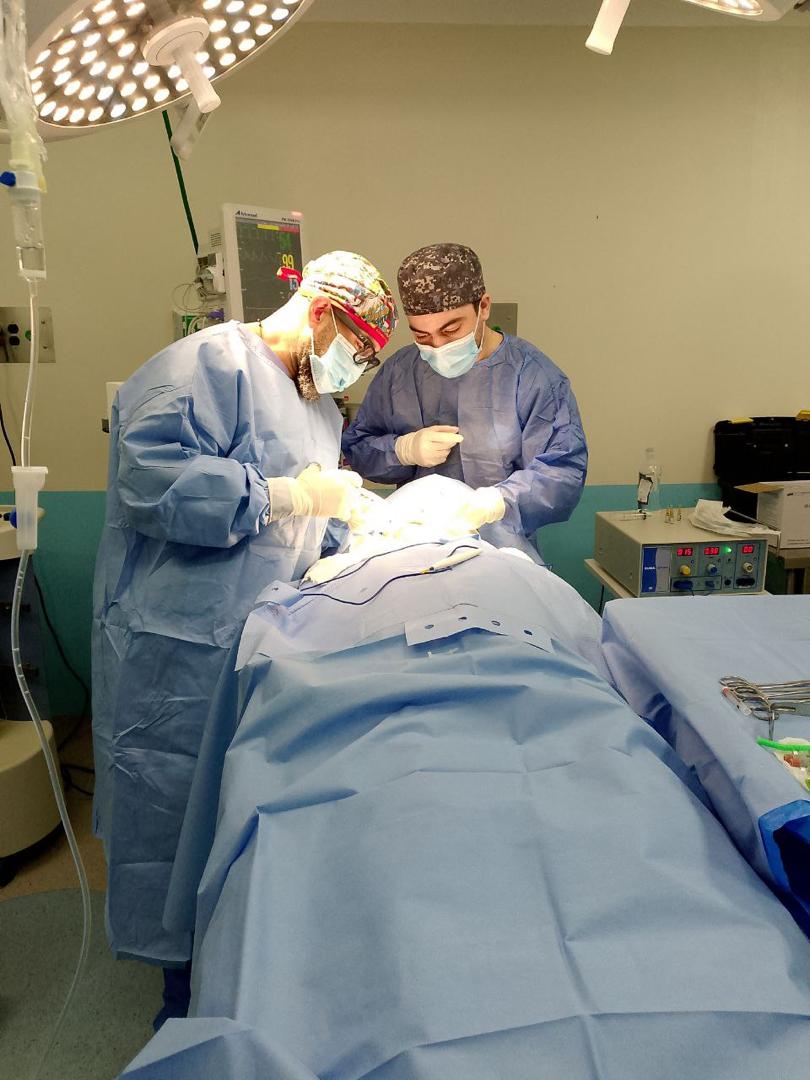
{"left": 17, "top": 483, "right": 719, "bottom": 715}
{"left": 2, "top": 491, "right": 106, "bottom": 717}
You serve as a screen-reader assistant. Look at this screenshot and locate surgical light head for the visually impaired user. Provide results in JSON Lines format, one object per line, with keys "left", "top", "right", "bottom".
{"left": 586, "top": 0, "right": 797, "bottom": 57}
{"left": 16, "top": 0, "right": 313, "bottom": 134}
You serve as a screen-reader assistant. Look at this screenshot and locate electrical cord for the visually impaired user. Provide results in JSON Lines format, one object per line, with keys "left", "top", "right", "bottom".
{"left": 171, "top": 281, "right": 208, "bottom": 314}
{"left": 27, "top": 560, "right": 91, "bottom": 752}
{"left": 757, "top": 738, "right": 810, "bottom": 752}
{"left": 61, "top": 764, "right": 93, "bottom": 798}
{"left": 299, "top": 543, "right": 480, "bottom": 608}
{"left": 0, "top": 325, "right": 11, "bottom": 364}
{"left": 0, "top": 327, "right": 18, "bottom": 464}
{"left": 162, "top": 110, "right": 199, "bottom": 255}
{"left": 61, "top": 762, "right": 94, "bottom": 776}
{"left": 0, "top": 395, "right": 17, "bottom": 466}
{"left": 31, "top": 564, "right": 90, "bottom": 710}
{"left": 299, "top": 540, "right": 447, "bottom": 592}
{"left": 56, "top": 717, "right": 88, "bottom": 753}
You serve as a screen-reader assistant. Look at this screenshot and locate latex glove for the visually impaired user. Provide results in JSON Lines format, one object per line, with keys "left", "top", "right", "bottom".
{"left": 267, "top": 465, "right": 363, "bottom": 522}
{"left": 451, "top": 487, "right": 506, "bottom": 535}
{"left": 395, "top": 426, "right": 463, "bottom": 468}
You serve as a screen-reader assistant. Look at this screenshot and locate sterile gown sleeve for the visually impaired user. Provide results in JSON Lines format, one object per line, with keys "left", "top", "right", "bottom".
{"left": 117, "top": 357, "right": 270, "bottom": 549}
{"left": 341, "top": 361, "right": 416, "bottom": 485}
{"left": 321, "top": 518, "right": 350, "bottom": 557}
{"left": 497, "top": 365, "right": 587, "bottom": 536}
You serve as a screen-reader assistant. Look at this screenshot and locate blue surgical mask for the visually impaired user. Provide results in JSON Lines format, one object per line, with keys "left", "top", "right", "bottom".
{"left": 417, "top": 307, "right": 483, "bottom": 379}
{"left": 310, "top": 309, "right": 363, "bottom": 395}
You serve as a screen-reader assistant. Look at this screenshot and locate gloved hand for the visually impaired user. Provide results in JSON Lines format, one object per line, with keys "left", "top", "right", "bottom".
{"left": 450, "top": 486, "right": 506, "bottom": 536}
{"left": 395, "top": 426, "right": 463, "bottom": 468}
{"left": 267, "top": 465, "right": 363, "bottom": 522}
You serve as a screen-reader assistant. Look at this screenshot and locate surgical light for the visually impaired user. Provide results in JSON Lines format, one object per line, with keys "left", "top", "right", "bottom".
{"left": 19, "top": 0, "right": 314, "bottom": 132}
{"left": 682, "top": 0, "right": 762, "bottom": 12}
{"left": 587, "top": 0, "right": 800, "bottom": 55}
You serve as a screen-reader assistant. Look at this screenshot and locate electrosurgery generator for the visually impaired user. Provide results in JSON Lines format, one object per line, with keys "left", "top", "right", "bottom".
{"left": 594, "top": 511, "right": 767, "bottom": 596}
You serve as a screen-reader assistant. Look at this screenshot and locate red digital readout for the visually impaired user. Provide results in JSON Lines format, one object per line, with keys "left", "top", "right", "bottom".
{"left": 741, "top": 544, "right": 755, "bottom": 555}
{"left": 676, "top": 547, "right": 694, "bottom": 557}
{"left": 703, "top": 546, "right": 720, "bottom": 556}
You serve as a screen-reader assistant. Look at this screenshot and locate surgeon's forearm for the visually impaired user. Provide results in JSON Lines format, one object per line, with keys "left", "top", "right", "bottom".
{"left": 120, "top": 458, "right": 269, "bottom": 547}
{"left": 342, "top": 433, "right": 416, "bottom": 485}
{"left": 498, "top": 466, "right": 586, "bottom": 535}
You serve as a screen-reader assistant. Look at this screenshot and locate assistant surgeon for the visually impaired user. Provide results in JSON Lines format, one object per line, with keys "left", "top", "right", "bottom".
{"left": 342, "top": 243, "right": 587, "bottom": 559}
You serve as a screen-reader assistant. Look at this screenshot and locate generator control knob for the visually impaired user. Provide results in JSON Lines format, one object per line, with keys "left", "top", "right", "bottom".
{"left": 707, "top": 564, "right": 718, "bottom": 575}
{"left": 679, "top": 565, "right": 692, "bottom": 577}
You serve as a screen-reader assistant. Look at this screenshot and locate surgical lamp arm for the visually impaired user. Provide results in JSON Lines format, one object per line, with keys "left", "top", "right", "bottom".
{"left": 586, "top": 0, "right": 633, "bottom": 55}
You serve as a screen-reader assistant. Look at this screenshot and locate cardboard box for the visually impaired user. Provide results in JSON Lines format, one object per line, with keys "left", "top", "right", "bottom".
{"left": 737, "top": 481, "right": 810, "bottom": 550}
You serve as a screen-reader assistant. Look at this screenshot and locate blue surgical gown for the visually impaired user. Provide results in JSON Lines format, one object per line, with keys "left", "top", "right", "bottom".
{"left": 342, "top": 335, "right": 587, "bottom": 555}
{"left": 91, "top": 322, "right": 342, "bottom": 965}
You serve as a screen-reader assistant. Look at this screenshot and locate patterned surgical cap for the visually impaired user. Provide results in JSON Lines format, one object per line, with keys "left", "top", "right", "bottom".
{"left": 397, "top": 243, "right": 485, "bottom": 316}
{"left": 297, "top": 250, "right": 398, "bottom": 350}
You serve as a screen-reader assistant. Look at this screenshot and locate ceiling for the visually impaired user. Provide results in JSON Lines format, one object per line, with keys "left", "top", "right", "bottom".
{"left": 307, "top": 0, "right": 810, "bottom": 28}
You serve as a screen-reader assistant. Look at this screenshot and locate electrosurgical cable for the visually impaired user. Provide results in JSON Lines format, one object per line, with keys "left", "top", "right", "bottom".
{"left": 757, "top": 739, "right": 810, "bottom": 753}
{"left": 298, "top": 545, "right": 482, "bottom": 608}
{"left": 299, "top": 540, "right": 466, "bottom": 592}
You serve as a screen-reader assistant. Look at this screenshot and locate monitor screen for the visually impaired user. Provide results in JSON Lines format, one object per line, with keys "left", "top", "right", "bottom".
{"left": 223, "top": 205, "right": 304, "bottom": 322}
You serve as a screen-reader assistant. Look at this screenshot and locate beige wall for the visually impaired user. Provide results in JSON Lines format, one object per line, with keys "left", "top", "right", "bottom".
{"left": 1, "top": 21, "right": 809, "bottom": 491}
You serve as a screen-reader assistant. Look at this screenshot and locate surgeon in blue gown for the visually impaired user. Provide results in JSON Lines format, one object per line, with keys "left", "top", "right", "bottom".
{"left": 342, "top": 243, "right": 587, "bottom": 560}
{"left": 91, "top": 250, "right": 398, "bottom": 1024}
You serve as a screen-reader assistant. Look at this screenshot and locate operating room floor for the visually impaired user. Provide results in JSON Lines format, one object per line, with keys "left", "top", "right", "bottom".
{"left": 0, "top": 718, "right": 161, "bottom": 1079}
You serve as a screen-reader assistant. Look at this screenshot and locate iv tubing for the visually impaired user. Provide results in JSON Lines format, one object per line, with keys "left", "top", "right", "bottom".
{"left": 13, "top": 281, "right": 93, "bottom": 1080}
{"left": 0, "top": 4, "right": 92, "bottom": 1074}
{"left": 20, "top": 279, "right": 37, "bottom": 467}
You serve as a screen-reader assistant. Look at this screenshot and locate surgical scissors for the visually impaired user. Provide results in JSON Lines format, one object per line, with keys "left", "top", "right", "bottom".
{"left": 720, "top": 676, "right": 810, "bottom": 740}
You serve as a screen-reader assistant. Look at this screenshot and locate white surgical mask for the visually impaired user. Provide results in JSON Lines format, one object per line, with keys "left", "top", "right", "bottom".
{"left": 417, "top": 307, "right": 484, "bottom": 379}
{"left": 310, "top": 309, "right": 364, "bottom": 395}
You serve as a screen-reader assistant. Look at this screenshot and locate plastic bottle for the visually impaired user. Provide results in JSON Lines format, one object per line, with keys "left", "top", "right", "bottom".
{"left": 637, "top": 447, "right": 662, "bottom": 513}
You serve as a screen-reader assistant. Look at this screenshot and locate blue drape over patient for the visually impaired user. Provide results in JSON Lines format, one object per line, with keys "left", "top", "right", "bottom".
{"left": 125, "top": 511, "right": 810, "bottom": 1078}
